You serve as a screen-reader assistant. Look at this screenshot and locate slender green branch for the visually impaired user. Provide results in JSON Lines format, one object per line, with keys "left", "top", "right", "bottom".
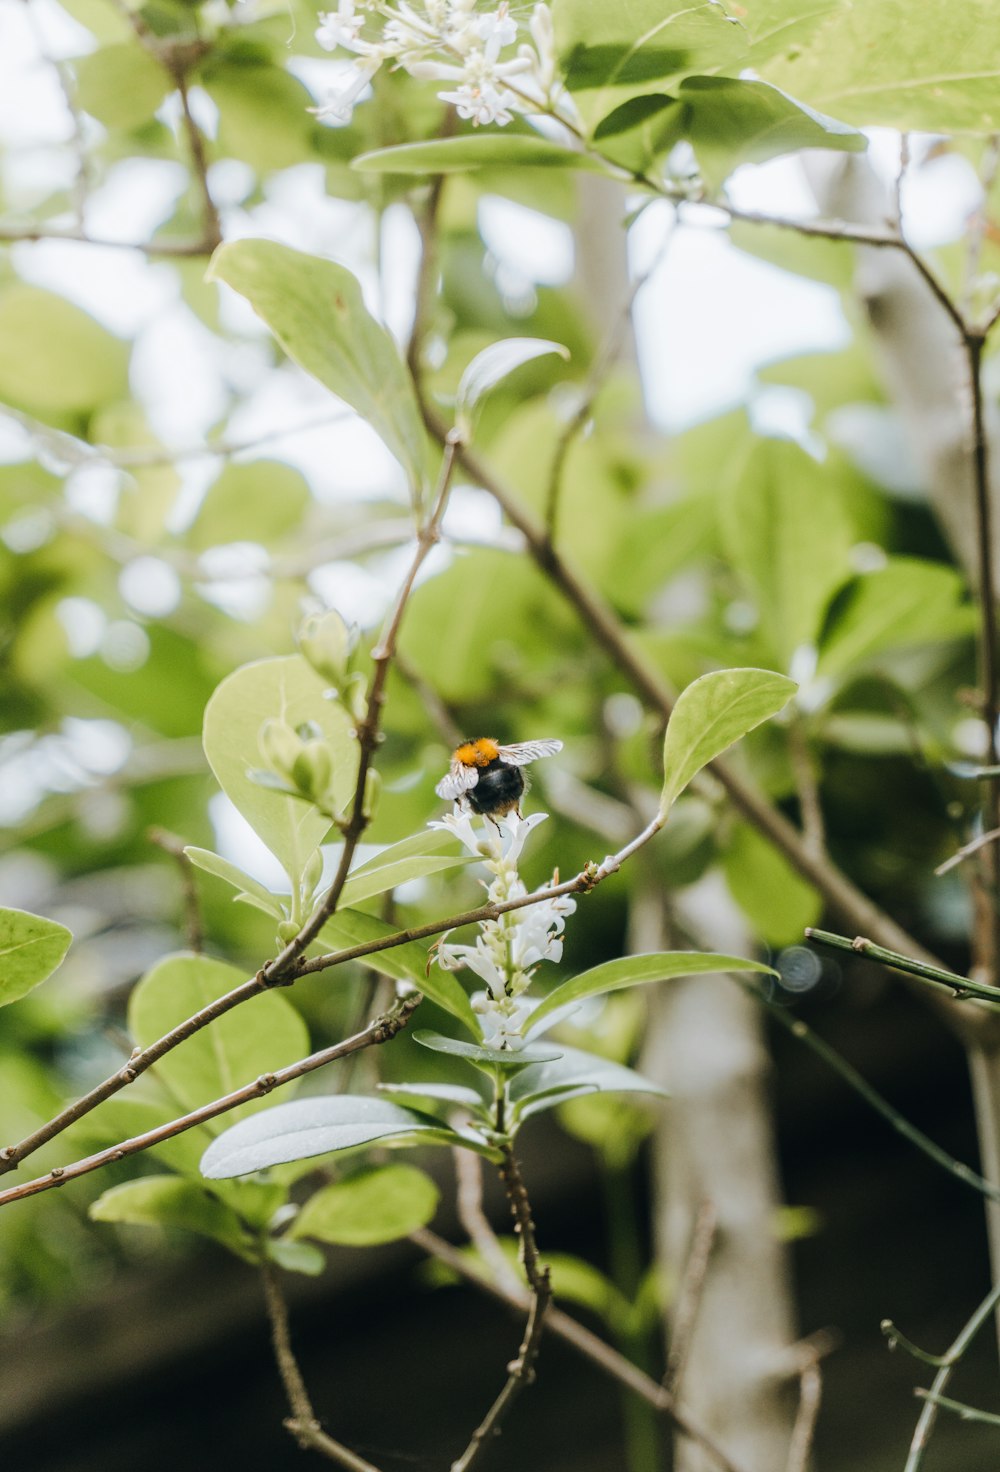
{"left": 750, "top": 985, "right": 1000, "bottom": 1204}
{"left": 905, "top": 1280, "right": 1000, "bottom": 1472}
{"left": 882, "top": 1319, "right": 956, "bottom": 1369}
{"left": 914, "top": 1388, "right": 1000, "bottom": 1428}
{"left": 805, "top": 928, "right": 1000, "bottom": 1004}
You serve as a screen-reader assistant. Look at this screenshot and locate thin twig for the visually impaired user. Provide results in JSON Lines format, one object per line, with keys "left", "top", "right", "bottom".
{"left": 409, "top": 1227, "right": 753, "bottom": 1472}
{"left": 0, "top": 999, "right": 421, "bottom": 1210}
{"left": 882, "top": 1318, "right": 955, "bottom": 1369}
{"left": 751, "top": 982, "right": 1000, "bottom": 1204}
{"left": 935, "top": 826, "right": 1000, "bottom": 876}
{"left": 261, "top": 1262, "right": 386, "bottom": 1471}
{"left": 147, "top": 827, "right": 203, "bottom": 953}
{"left": 171, "top": 66, "right": 223, "bottom": 253}
{"left": 905, "top": 1280, "right": 1000, "bottom": 1472}
{"left": 914, "top": 1388, "right": 1000, "bottom": 1428}
{"left": 663, "top": 1199, "right": 717, "bottom": 1396}
{"left": 892, "top": 133, "right": 910, "bottom": 231}
{"left": 787, "top": 716, "right": 825, "bottom": 856}
{"left": 783, "top": 1336, "right": 831, "bottom": 1472}
{"left": 450, "top": 1145, "right": 552, "bottom": 1472}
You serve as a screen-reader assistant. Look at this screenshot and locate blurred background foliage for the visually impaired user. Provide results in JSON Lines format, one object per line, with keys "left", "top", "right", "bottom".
{"left": 3, "top": 1, "right": 1000, "bottom": 1468}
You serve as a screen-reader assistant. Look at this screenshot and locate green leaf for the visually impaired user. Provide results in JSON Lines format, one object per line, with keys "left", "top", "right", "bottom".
{"left": 203, "top": 62, "right": 317, "bottom": 173}
{"left": 761, "top": 0, "right": 1000, "bottom": 132}
{"left": 526, "top": 952, "right": 773, "bottom": 1034}
{"left": 127, "top": 953, "right": 310, "bottom": 1119}
{"left": 335, "top": 828, "right": 476, "bottom": 910}
{"left": 659, "top": 667, "right": 798, "bottom": 816}
{"left": 413, "top": 1029, "right": 563, "bottom": 1068}
{"left": 554, "top": 0, "right": 747, "bottom": 125}
{"left": 266, "top": 1237, "right": 326, "bottom": 1275}
{"left": 722, "top": 823, "right": 821, "bottom": 948}
{"left": 817, "top": 560, "right": 976, "bottom": 678}
{"left": 200, "top": 1096, "right": 495, "bottom": 1178}
{"left": 456, "top": 338, "right": 570, "bottom": 421}
{"left": 89, "top": 1176, "right": 257, "bottom": 1259}
{"left": 353, "top": 135, "right": 603, "bottom": 174}
{"left": 740, "top": 0, "right": 850, "bottom": 69}
{"left": 202, "top": 654, "right": 357, "bottom": 886}
{"left": 184, "top": 847, "right": 286, "bottom": 919}
{"left": 719, "top": 439, "right": 854, "bottom": 666}
{"left": 319, "top": 909, "right": 478, "bottom": 1033}
{"left": 0, "top": 284, "right": 129, "bottom": 415}
{"left": 291, "top": 1163, "right": 440, "bottom": 1245}
{"left": 509, "top": 1044, "right": 668, "bottom": 1122}
{"left": 677, "top": 76, "right": 865, "bottom": 188}
{"left": 206, "top": 239, "right": 428, "bottom": 496}
{"left": 74, "top": 43, "right": 173, "bottom": 130}
{"left": 378, "top": 1080, "right": 489, "bottom": 1110}
{"left": 0, "top": 908, "right": 72, "bottom": 1008}
{"left": 186, "top": 461, "right": 310, "bottom": 551}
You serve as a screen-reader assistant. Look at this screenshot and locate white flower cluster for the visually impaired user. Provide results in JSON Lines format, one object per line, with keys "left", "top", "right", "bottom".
{"left": 429, "top": 809, "right": 575, "bottom": 1050}
{"left": 313, "top": 0, "right": 571, "bottom": 129}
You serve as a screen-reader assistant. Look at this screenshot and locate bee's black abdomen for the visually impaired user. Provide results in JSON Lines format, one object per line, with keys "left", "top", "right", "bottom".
{"left": 466, "top": 759, "right": 525, "bottom": 818}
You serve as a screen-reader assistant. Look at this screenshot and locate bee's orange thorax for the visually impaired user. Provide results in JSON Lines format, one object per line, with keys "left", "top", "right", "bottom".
{"left": 455, "top": 737, "right": 500, "bottom": 767}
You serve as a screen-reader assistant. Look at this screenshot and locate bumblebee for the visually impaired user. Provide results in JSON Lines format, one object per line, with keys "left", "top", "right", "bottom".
{"left": 435, "top": 737, "right": 562, "bottom": 822}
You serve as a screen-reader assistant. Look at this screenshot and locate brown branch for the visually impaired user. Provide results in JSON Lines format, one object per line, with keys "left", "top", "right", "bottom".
{"left": 783, "top": 1334, "right": 832, "bottom": 1472}
{"left": 409, "top": 1228, "right": 752, "bottom": 1472}
{"left": 0, "top": 224, "right": 220, "bottom": 256}
{"left": 261, "top": 1262, "right": 386, "bottom": 1472}
{"left": 663, "top": 1199, "right": 717, "bottom": 1397}
{"left": 450, "top": 1145, "right": 551, "bottom": 1472}
{"left": 0, "top": 999, "right": 420, "bottom": 1210}
{"left": 0, "top": 807, "right": 663, "bottom": 1183}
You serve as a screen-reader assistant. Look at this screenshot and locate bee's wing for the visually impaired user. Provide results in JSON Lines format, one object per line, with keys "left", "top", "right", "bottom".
{"left": 496, "top": 739, "right": 563, "bottom": 767}
{"left": 435, "top": 761, "right": 480, "bottom": 800}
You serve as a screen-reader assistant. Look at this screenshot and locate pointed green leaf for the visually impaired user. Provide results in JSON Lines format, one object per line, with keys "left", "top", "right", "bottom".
{"left": 265, "top": 1237, "right": 326, "bottom": 1274}
{"left": 509, "top": 1044, "right": 668, "bottom": 1122}
{"left": 200, "top": 1095, "right": 496, "bottom": 1178}
{"left": 291, "top": 1163, "right": 439, "bottom": 1245}
{"left": 378, "top": 1080, "right": 489, "bottom": 1110}
{"left": 526, "top": 951, "right": 773, "bottom": 1034}
{"left": 0, "top": 908, "right": 72, "bottom": 1007}
{"left": 354, "top": 135, "right": 602, "bottom": 174}
{"left": 336, "top": 828, "right": 476, "bottom": 910}
{"left": 456, "top": 338, "right": 570, "bottom": 424}
{"left": 319, "top": 909, "right": 478, "bottom": 1033}
{"left": 413, "top": 1029, "right": 563, "bottom": 1069}
{"left": 206, "top": 239, "right": 428, "bottom": 495}
{"left": 659, "top": 667, "right": 797, "bottom": 816}
{"left": 128, "top": 953, "right": 310, "bottom": 1120}
{"left": 203, "top": 655, "right": 357, "bottom": 886}
{"left": 184, "top": 847, "right": 286, "bottom": 919}
{"left": 90, "top": 1176, "right": 257, "bottom": 1259}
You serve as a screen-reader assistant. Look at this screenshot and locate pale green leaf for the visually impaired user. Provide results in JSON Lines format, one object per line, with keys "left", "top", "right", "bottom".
{"left": 817, "top": 561, "right": 976, "bottom": 678}
{"left": 74, "top": 43, "right": 173, "bottom": 130}
{"left": 200, "top": 1096, "right": 495, "bottom": 1178}
{"left": 456, "top": 338, "right": 570, "bottom": 420}
{"left": 202, "top": 654, "right": 357, "bottom": 886}
{"left": 723, "top": 822, "right": 821, "bottom": 947}
{"left": 187, "top": 461, "right": 310, "bottom": 551}
{"left": 291, "top": 1163, "right": 439, "bottom": 1245}
{"left": 266, "top": 1238, "right": 326, "bottom": 1274}
{"left": 761, "top": 0, "right": 1000, "bottom": 132}
{"left": 413, "top": 1028, "right": 563, "bottom": 1068}
{"left": 335, "top": 828, "right": 476, "bottom": 909}
{"left": 509, "top": 1044, "right": 668, "bottom": 1122}
{"left": 526, "top": 951, "right": 773, "bottom": 1034}
{"left": 319, "top": 909, "right": 478, "bottom": 1033}
{"left": 659, "top": 668, "right": 798, "bottom": 816}
{"left": 89, "top": 1176, "right": 257, "bottom": 1259}
{"left": 206, "top": 239, "right": 428, "bottom": 496}
{"left": 0, "top": 284, "right": 129, "bottom": 415}
{"left": 719, "top": 438, "right": 854, "bottom": 665}
{"left": 0, "top": 908, "right": 72, "bottom": 1008}
{"left": 184, "top": 847, "right": 285, "bottom": 919}
{"left": 127, "top": 953, "right": 310, "bottom": 1120}
{"left": 354, "top": 135, "right": 603, "bottom": 173}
